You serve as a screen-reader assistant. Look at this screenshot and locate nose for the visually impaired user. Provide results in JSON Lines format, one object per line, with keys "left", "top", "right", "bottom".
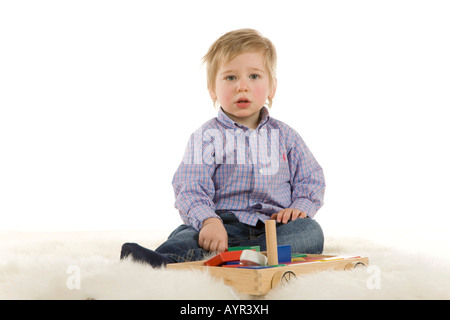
{"left": 237, "top": 78, "right": 249, "bottom": 92}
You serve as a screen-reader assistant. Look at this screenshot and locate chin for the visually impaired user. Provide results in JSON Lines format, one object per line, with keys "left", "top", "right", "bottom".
{"left": 222, "top": 105, "right": 262, "bottom": 120}
{"left": 232, "top": 109, "right": 256, "bottom": 117}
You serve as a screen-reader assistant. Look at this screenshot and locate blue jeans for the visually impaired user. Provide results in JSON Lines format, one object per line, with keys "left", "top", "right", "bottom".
{"left": 155, "top": 212, "right": 324, "bottom": 262}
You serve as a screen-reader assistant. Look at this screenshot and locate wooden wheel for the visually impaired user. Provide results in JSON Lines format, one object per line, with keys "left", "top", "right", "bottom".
{"left": 271, "top": 270, "right": 297, "bottom": 288}
{"left": 344, "top": 261, "right": 366, "bottom": 270}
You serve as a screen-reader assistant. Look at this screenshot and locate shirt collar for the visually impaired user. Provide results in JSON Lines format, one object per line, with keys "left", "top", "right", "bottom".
{"left": 217, "top": 106, "right": 270, "bottom": 130}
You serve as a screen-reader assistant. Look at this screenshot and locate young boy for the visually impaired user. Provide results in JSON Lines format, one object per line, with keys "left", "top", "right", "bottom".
{"left": 121, "top": 29, "right": 325, "bottom": 268}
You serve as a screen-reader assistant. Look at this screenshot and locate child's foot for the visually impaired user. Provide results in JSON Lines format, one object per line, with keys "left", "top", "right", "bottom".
{"left": 120, "top": 242, "right": 176, "bottom": 268}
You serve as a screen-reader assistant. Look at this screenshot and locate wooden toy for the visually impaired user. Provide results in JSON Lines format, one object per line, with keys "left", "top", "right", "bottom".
{"left": 204, "top": 250, "right": 245, "bottom": 266}
{"left": 277, "top": 245, "right": 291, "bottom": 263}
{"left": 168, "top": 220, "right": 369, "bottom": 296}
{"left": 240, "top": 250, "right": 268, "bottom": 266}
{"left": 169, "top": 253, "right": 369, "bottom": 295}
{"left": 265, "top": 220, "right": 278, "bottom": 265}
{"left": 228, "top": 246, "right": 260, "bottom": 252}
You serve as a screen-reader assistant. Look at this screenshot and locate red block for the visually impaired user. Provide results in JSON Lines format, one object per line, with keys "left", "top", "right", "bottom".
{"left": 204, "top": 250, "right": 245, "bottom": 266}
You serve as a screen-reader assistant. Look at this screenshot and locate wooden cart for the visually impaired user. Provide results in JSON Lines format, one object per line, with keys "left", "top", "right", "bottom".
{"left": 167, "top": 221, "right": 368, "bottom": 295}
{"left": 168, "top": 253, "right": 369, "bottom": 296}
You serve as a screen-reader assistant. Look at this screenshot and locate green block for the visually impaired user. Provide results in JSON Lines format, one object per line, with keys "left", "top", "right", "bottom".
{"left": 228, "top": 246, "right": 260, "bottom": 252}
{"left": 239, "top": 264, "right": 287, "bottom": 269}
{"left": 291, "top": 253, "right": 307, "bottom": 258}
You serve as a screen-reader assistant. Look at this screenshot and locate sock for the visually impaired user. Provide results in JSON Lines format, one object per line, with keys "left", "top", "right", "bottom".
{"left": 120, "top": 242, "right": 176, "bottom": 268}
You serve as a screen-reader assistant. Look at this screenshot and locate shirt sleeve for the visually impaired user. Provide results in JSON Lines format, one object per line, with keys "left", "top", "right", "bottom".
{"left": 287, "top": 129, "right": 325, "bottom": 218}
{"left": 172, "top": 128, "right": 220, "bottom": 231}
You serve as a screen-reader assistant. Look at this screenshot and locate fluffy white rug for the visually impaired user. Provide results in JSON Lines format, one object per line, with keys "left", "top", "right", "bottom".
{"left": 1, "top": 227, "right": 449, "bottom": 300}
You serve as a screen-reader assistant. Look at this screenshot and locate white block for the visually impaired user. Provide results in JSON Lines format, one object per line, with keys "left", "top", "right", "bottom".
{"left": 240, "top": 250, "right": 268, "bottom": 266}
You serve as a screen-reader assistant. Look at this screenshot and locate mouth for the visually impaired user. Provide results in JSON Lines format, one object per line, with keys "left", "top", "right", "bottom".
{"left": 236, "top": 98, "right": 251, "bottom": 108}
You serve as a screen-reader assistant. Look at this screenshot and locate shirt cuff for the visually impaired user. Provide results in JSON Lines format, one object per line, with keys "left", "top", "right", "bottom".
{"left": 185, "top": 205, "right": 221, "bottom": 231}
{"left": 290, "top": 198, "right": 317, "bottom": 218}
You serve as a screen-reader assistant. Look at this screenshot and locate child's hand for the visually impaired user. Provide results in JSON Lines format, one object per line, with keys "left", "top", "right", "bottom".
{"left": 199, "top": 217, "right": 228, "bottom": 252}
{"left": 270, "top": 208, "right": 307, "bottom": 224}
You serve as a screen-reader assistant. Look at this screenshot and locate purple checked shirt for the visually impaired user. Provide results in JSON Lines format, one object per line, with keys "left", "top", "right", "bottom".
{"left": 172, "top": 107, "right": 325, "bottom": 231}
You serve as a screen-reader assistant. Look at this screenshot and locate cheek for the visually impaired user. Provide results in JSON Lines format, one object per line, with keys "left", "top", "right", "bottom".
{"left": 216, "top": 85, "right": 235, "bottom": 102}
{"left": 253, "top": 83, "right": 270, "bottom": 101}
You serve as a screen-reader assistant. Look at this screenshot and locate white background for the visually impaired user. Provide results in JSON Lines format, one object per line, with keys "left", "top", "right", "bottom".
{"left": 1, "top": 0, "right": 449, "bottom": 233}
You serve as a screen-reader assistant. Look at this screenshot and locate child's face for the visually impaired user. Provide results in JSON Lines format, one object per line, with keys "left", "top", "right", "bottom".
{"left": 209, "top": 51, "right": 276, "bottom": 129}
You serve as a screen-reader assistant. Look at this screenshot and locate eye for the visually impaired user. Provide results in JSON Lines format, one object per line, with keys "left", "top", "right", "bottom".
{"left": 225, "top": 75, "right": 237, "bottom": 81}
{"left": 249, "top": 74, "right": 260, "bottom": 80}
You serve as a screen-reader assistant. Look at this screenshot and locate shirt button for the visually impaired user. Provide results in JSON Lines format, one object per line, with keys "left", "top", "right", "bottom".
{"left": 259, "top": 168, "right": 263, "bottom": 174}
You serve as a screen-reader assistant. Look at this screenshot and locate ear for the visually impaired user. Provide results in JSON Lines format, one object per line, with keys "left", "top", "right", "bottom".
{"left": 208, "top": 88, "right": 217, "bottom": 101}
{"left": 268, "top": 80, "right": 277, "bottom": 100}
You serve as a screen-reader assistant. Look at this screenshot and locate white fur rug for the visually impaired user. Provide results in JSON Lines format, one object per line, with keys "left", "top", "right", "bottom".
{"left": 1, "top": 227, "right": 449, "bottom": 300}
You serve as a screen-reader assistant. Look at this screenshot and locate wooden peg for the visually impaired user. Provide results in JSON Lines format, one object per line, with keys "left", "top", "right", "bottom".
{"left": 265, "top": 219, "right": 278, "bottom": 265}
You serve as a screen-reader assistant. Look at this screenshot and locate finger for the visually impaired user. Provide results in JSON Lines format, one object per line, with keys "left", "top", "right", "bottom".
{"left": 198, "top": 234, "right": 204, "bottom": 248}
{"left": 201, "top": 238, "right": 211, "bottom": 251}
{"left": 217, "top": 241, "right": 227, "bottom": 253}
{"left": 222, "top": 234, "right": 229, "bottom": 251}
{"left": 270, "top": 213, "right": 278, "bottom": 220}
{"left": 208, "top": 240, "right": 218, "bottom": 252}
{"left": 282, "top": 209, "right": 292, "bottom": 224}
{"left": 290, "top": 209, "right": 301, "bottom": 221}
{"left": 276, "top": 210, "right": 286, "bottom": 223}
{"left": 300, "top": 211, "right": 308, "bottom": 219}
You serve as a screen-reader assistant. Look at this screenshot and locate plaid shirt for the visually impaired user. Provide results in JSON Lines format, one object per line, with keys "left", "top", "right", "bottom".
{"left": 172, "top": 107, "right": 325, "bottom": 231}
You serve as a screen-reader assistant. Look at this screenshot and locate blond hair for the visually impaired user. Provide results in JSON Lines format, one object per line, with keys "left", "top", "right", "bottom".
{"left": 203, "top": 28, "right": 277, "bottom": 108}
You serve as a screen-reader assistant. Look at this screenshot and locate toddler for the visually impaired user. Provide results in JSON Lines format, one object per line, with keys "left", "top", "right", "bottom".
{"left": 121, "top": 29, "right": 325, "bottom": 268}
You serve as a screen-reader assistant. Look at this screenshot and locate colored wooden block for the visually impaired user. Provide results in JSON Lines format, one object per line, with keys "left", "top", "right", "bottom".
{"left": 284, "top": 259, "right": 309, "bottom": 265}
{"left": 277, "top": 245, "right": 291, "bottom": 263}
{"left": 237, "top": 264, "right": 287, "bottom": 269}
{"left": 240, "top": 250, "right": 268, "bottom": 266}
{"left": 228, "top": 246, "right": 260, "bottom": 252}
{"left": 291, "top": 257, "right": 307, "bottom": 262}
{"left": 204, "top": 250, "right": 244, "bottom": 266}
{"left": 221, "top": 264, "right": 243, "bottom": 268}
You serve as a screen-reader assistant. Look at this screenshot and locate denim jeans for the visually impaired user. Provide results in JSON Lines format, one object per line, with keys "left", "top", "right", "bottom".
{"left": 155, "top": 212, "right": 324, "bottom": 263}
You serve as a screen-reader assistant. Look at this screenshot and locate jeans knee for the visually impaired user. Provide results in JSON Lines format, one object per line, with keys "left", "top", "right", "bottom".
{"left": 304, "top": 218, "right": 324, "bottom": 251}
{"left": 307, "top": 218, "right": 324, "bottom": 239}
{"left": 281, "top": 218, "right": 324, "bottom": 254}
